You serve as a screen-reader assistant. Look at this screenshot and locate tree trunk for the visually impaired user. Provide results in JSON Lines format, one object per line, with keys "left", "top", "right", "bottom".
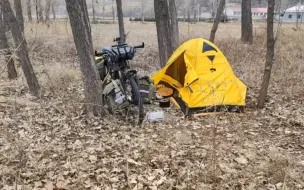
{"left": 102, "top": 0, "right": 105, "bottom": 22}
{"left": 257, "top": 0, "right": 275, "bottom": 108}
{"left": 154, "top": 0, "right": 179, "bottom": 67}
{"left": 27, "top": 0, "right": 32, "bottom": 22}
{"left": 45, "top": 0, "right": 51, "bottom": 24}
{"left": 35, "top": 0, "right": 38, "bottom": 21}
{"left": 0, "top": 7, "right": 18, "bottom": 80}
{"left": 193, "top": 6, "right": 197, "bottom": 23}
{"left": 197, "top": 4, "right": 200, "bottom": 22}
{"left": 141, "top": 0, "right": 144, "bottom": 23}
{"left": 223, "top": 3, "right": 227, "bottom": 23}
{"left": 183, "top": 5, "right": 186, "bottom": 22}
{"left": 116, "top": 0, "right": 125, "bottom": 43}
{"left": 211, "top": 0, "right": 215, "bottom": 18}
{"left": 36, "top": 0, "right": 43, "bottom": 23}
{"left": 168, "top": 0, "right": 179, "bottom": 47}
{"left": 51, "top": 1, "right": 56, "bottom": 20}
{"left": 1, "top": 0, "right": 40, "bottom": 96}
{"left": 92, "top": 0, "right": 96, "bottom": 23}
{"left": 209, "top": 0, "right": 225, "bottom": 43}
{"left": 65, "top": 0, "right": 104, "bottom": 116}
{"left": 241, "top": 0, "right": 253, "bottom": 43}
{"left": 112, "top": 0, "right": 115, "bottom": 23}
{"left": 296, "top": 10, "right": 300, "bottom": 28}
{"left": 187, "top": 10, "right": 190, "bottom": 22}
{"left": 13, "top": 0, "right": 24, "bottom": 32}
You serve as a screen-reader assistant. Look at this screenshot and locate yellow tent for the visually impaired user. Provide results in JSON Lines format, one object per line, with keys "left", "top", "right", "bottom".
{"left": 152, "top": 38, "right": 247, "bottom": 115}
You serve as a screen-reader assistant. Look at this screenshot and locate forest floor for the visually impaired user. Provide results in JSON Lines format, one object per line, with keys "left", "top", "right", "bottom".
{"left": 0, "top": 22, "right": 304, "bottom": 190}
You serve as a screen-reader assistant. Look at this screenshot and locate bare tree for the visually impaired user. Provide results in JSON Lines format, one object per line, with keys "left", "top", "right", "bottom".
{"left": 112, "top": 0, "right": 115, "bottom": 23}
{"left": 45, "top": 0, "right": 51, "bottom": 25}
{"left": 35, "top": 0, "right": 38, "bottom": 21}
{"left": 13, "top": 0, "right": 24, "bottom": 32}
{"left": 169, "top": 0, "right": 179, "bottom": 46}
{"left": 102, "top": 0, "right": 105, "bottom": 21}
{"left": 154, "top": 0, "right": 179, "bottom": 67}
{"left": 141, "top": 0, "right": 145, "bottom": 23}
{"left": 209, "top": 0, "right": 225, "bottom": 43}
{"left": 211, "top": 0, "right": 215, "bottom": 18}
{"left": 92, "top": 0, "right": 96, "bottom": 23}
{"left": 192, "top": 0, "right": 197, "bottom": 23}
{"left": 257, "top": 0, "right": 275, "bottom": 108}
{"left": 65, "top": 0, "right": 104, "bottom": 116}
{"left": 183, "top": 4, "right": 187, "bottom": 22}
{"left": 36, "top": 0, "right": 43, "bottom": 23}
{"left": 45, "top": 0, "right": 52, "bottom": 23}
{"left": 1, "top": 0, "right": 40, "bottom": 96}
{"left": 116, "top": 0, "right": 125, "bottom": 43}
{"left": 0, "top": 7, "right": 17, "bottom": 80}
{"left": 26, "top": 0, "right": 32, "bottom": 22}
{"left": 241, "top": 0, "right": 253, "bottom": 43}
{"left": 197, "top": 4, "right": 200, "bottom": 22}
{"left": 187, "top": 10, "right": 190, "bottom": 22}
{"left": 51, "top": 0, "right": 56, "bottom": 20}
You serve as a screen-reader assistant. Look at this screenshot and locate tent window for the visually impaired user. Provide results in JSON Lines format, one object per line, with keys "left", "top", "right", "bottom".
{"left": 165, "top": 52, "right": 187, "bottom": 86}
{"left": 288, "top": 14, "right": 292, "bottom": 18}
{"left": 298, "top": 14, "right": 301, "bottom": 19}
{"left": 203, "top": 42, "right": 217, "bottom": 53}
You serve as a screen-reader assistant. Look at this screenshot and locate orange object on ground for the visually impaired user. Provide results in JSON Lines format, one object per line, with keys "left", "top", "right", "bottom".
{"left": 157, "top": 87, "right": 174, "bottom": 97}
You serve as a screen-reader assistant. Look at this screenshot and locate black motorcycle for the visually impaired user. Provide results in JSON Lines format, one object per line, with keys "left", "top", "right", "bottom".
{"left": 95, "top": 38, "right": 145, "bottom": 125}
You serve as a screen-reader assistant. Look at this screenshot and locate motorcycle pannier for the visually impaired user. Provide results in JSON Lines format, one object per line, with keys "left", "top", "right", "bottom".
{"left": 103, "top": 79, "right": 129, "bottom": 112}
{"left": 138, "top": 76, "right": 155, "bottom": 104}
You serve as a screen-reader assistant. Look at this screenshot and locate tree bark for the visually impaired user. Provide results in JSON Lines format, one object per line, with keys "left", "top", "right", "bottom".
{"left": 51, "top": 1, "right": 56, "bottom": 20}
{"left": 45, "top": 0, "right": 51, "bottom": 24}
{"left": 27, "top": 0, "right": 32, "bottom": 22}
{"left": 241, "top": 0, "right": 253, "bottom": 43}
{"left": 154, "top": 0, "right": 179, "bottom": 67}
{"left": 1, "top": 0, "right": 40, "bottom": 96}
{"left": 257, "top": 0, "right": 275, "bottom": 108}
{"left": 116, "top": 0, "right": 125, "bottom": 43}
{"left": 13, "top": 0, "right": 24, "bottom": 32}
{"left": 209, "top": 0, "right": 225, "bottom": 43}
{"left": 65, "top": 0, "right": 104, "bottom": 116}
{"left": 0, "top": 7, "right": 17, "bottom": 80}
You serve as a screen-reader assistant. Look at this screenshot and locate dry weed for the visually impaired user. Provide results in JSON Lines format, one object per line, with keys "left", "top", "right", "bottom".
{"left": 39, "top": 63, "right": 80, "bottom": 94}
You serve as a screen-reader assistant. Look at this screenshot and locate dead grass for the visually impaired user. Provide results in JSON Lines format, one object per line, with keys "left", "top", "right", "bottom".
{"left": 39, "top": 62, "right": 80, "bottom": 94}
{"left": 27, "top": 21, "right": 302, "bottom": 101}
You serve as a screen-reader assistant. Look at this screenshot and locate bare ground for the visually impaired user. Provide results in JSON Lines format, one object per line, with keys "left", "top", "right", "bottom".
{"left": 0, "top": 22, "right": 304, "bottom": 190}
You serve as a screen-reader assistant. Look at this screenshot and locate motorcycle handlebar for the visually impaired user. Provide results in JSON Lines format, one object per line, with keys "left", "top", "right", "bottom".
{"left": 95, "top": 42, "right": 145, "bottom": 57}
{"left": 134, "top": 42, "right": 145, "bottom": 49}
